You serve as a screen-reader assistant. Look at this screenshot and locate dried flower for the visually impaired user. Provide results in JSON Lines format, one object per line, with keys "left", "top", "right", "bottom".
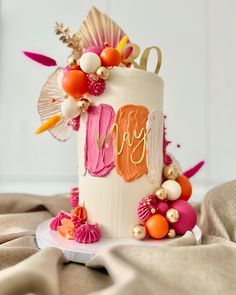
{"left": 54, "top": 22, "right": 83, "bottom": 55}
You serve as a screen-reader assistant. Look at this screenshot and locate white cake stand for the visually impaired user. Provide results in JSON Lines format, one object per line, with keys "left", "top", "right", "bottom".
{"left": 35, "top": 219, "right": 202, "bottom": 264}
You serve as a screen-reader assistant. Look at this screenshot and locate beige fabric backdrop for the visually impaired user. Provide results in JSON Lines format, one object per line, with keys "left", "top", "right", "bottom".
{"left": 0, "top": 180, "right": 236, "bottom": 294}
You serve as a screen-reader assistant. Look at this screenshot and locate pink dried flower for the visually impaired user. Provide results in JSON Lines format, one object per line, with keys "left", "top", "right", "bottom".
{"left": 71, "top": 215, "right": 86, "bottom": 229}
{"left": 87, "top": 74, "right": 105, "bottom": 96}
{"left": 67, "top": 116, "right": 80, "bottom": 131}
{"left": 69, "top": 187, "right": 79, "bottom": 208}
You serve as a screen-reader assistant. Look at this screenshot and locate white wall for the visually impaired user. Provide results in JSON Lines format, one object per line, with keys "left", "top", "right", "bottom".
{"left": 0, "top": 0, "right": 235, "bottom": 200}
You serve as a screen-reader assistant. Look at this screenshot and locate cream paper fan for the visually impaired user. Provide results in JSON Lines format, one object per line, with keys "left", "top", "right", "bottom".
{"left": 38, "top": 68, "right": 73, "bottom": 142}
{"left": 78, "top": 7, "right": 129, "bottom": 48}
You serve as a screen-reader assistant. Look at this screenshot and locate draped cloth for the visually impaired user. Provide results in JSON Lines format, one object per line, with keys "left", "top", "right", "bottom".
{"left": 0, "top": 180, "right": 236, "bottom": 294}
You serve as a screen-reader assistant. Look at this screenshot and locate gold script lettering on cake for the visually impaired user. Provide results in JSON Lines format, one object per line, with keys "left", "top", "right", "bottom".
{"left": 95, "top": 123, "right": 149, "bottom": 165}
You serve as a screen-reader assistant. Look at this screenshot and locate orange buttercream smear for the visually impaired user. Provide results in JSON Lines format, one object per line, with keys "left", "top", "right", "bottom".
{"left": 113, "top": 105, "right": 149, "bottom": 182}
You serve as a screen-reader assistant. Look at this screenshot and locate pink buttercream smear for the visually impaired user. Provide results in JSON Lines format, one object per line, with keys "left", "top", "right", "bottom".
{"left": 85, "top": 104, "right": 115, "bottom": 177}
{"left": 74, "top": 223, "right": 101, "bottom": 243}
{"left": 50, "top": 211, "right": 71, "bottom": 231}
{"left": 163, "top": 117, "right": 172, "bottom": 165}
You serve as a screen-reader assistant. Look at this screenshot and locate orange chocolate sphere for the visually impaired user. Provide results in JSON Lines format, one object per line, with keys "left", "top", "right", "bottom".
{"left": 145, "top": 214, "right": 169, "bottom": 239}
{"left": 62, "top": 70, "right": 88, "bottom": 97}
{"left": 100, "top": 47, "right": 121, "bottom": 67}
{"left": 176, "top": 175, "right": 192, "bottom": 201}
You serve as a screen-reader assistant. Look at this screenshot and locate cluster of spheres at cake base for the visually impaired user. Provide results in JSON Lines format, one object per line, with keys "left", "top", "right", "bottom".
{"left": 49, "top": 162, "right": 196, "bottom": 242}
{"left": 25, "top": 8, "right": 200, "bottom": 244}
{"left": 134, "top": 168, "right": 196, "bottom": 240}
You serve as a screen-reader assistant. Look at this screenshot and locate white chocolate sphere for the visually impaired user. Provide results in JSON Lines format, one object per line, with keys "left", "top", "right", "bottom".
{"left": 61, "top": 97, "right": 81, "bottom": 118}
{"left": 161, "top": 180, "right": 182, "bottom": 201}
{"left": 80, "top": 52, "right": 101, "bottom": 74}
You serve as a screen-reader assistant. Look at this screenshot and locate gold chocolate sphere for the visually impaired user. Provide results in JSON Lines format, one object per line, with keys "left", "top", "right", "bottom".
{"left": 132, "top": 224, "right": 147, "bottom": 240}
{"left": 67, "top": 53, "right": 80, "bottom": 66}
{"left": 154, "top": 187, "right": 168, "bottom": 201}
{"left": 63, "top": 91, "right": 69, "bottom": 99}
{"left": 96, "top": 66, "right": 110, "bottom": 80}
{"left": 163, "top": 165, "right": 180, "bottom": 180}
{"left": 77, "top": 99, "right": 91, "bottom": 112}
{"left": 167, "top": 228, "right": 176, "bottom": 238}
{"left": 151, "top": 208, "right": 156, "bottom": 214}
{"left": 166, "top": 208, "right": 179, "bottom": 223}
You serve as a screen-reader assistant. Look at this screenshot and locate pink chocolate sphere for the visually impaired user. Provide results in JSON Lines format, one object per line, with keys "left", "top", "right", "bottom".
{"left": 170, "top": 200, "right": 197, "bottom": 235}
{"left": 64, "top": 65, "right": 72, "bottom": 74}
{"left": 84, "top": 46, "right": 103, "bottom": 56}
{"left": 156, "top": 201, "right": 169, "bottom": 216}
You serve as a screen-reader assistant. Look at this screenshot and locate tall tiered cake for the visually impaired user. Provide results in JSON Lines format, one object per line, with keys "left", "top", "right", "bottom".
{"left": 25, "top": 7, "right": 203, "bottom": 244}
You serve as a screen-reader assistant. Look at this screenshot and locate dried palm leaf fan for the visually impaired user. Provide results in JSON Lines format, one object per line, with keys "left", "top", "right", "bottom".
{"left": 78, "top": 6, "right": 128, "bottom": 48}
{"left": 37, "top": 7, "right": 129, "bottom": 142}
{"left": 38, "top": 68, "right": 73, "bottom": 141}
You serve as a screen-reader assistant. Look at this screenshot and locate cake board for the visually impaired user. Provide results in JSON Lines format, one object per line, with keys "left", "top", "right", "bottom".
{"left": 35, "top": 219, "right": 202, "bottom": 264}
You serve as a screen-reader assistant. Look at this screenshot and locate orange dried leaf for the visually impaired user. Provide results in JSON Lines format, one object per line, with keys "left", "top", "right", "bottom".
{"left": 35, "top": 114, "right": 61, "bottom": 134}
{"left": 116, "top": 35, "right": 129, "bottom": 52}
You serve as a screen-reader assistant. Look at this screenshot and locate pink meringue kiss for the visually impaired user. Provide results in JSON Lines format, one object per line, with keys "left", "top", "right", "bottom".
{"left": 74, "top": 223, "right": 101, "bottom": 244}
{"left": 137, "top": 195, "right": 159, "bottom": 222}
{"left": 71, "top": 215, "right": 86, "bottom": 229}
{"left": 69, "top": 187, "right": 79, "bottom": 208}
{"left": 170, "top": 200, "right": 197, "bottom": 235}
{"left": 50, "top": 211, "right": 71, "bottom": 231}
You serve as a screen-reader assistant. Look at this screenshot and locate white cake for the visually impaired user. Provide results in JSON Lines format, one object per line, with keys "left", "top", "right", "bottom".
{"left": 78, "top": 66, "right": 164, "bottom": 237}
